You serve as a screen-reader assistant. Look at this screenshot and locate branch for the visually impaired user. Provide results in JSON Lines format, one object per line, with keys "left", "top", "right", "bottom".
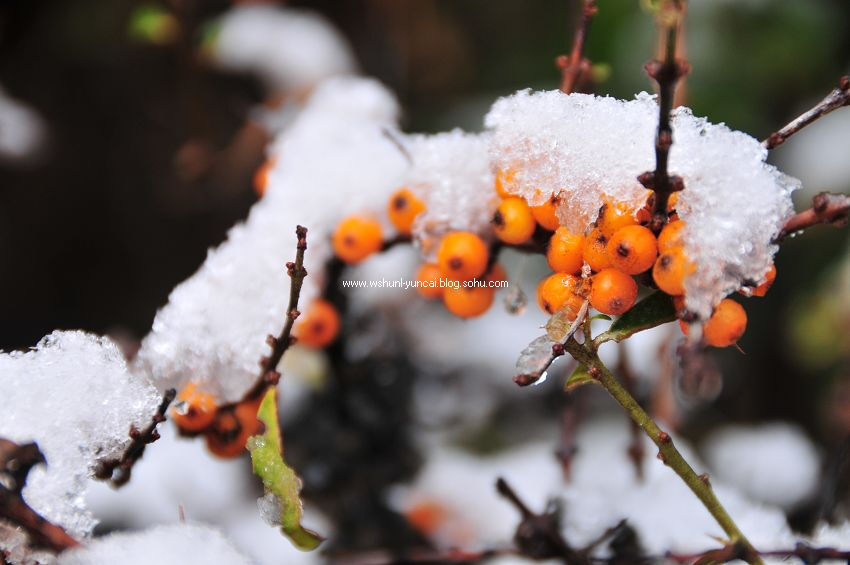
{"left": 556, "top": 0, "right": 598, "bottom": 94}
{"left": 94, "top": 388, "right": 176, "bottom": 487}
{"left": 763, "top": 75, "right": 850, "bottom": 150}
{"left": 667, "top": 541, "right": 850, "bottom": 564}
{"left": 638, "top": 0, "right": 690, "bottom": 232}
{"left": 775, "top": 191, "right": 850, "bottom": 242}
{"left": 563, "top": 339, "right": 763, "bottom": 565}
{"left": 0, "top": 439, "right": 80, "bottom": 553}
{"left": 240, "top": 225, "right": 309, "bottom": 403}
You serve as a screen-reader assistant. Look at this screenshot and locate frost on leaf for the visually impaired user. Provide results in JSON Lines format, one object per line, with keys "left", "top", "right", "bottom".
{"left": 515, "top": 335, "right": 557, "bottom": 385}
{"left": 0, "top": 331, "right": 160, "bottom": 552}
{"left": 247, "top": 388, "right": 323, "bottom": 551}
{"left": 134, "top": 77, "right": 408, "bottom": 402}
{"left": 486, "top": 90, "right": 798, "bottom": 318}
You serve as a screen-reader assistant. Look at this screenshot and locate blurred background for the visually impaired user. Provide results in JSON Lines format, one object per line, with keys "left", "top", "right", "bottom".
{"left": 1, "top": 0, "right": 850, "bottom": 561}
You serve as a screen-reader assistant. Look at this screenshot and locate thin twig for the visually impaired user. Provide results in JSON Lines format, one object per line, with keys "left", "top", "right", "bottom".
{"left": 94, "top": 388, "right": 176, "bottom": 487}
{"left": 638, "top": 0, "right": 690, "bottom": 233}
{"left": 775, "top": 191, "right": 850, "bottom": 242}
{"left": 563, "top": 338, "right": 762, "bottom": 565}
{"left": 240, "top": 225, "right": 309, "bottom": 403}
{"left": 763, "top": 75, "right": 850, "bottom": 150}
{"left": 666, "top": 541, "right": 850, "bottom": 564}
{"left": 556, "top": 391, "right": 585, "bottom": 480}
{"left": 0, "top": 439, "right": 80, "bottom": 552}
{"left": 557, "top": 0, "right": 599, "bottom": 94}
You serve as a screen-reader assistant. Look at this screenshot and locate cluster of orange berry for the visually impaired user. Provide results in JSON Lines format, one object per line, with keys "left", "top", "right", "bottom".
{"left": 170, "top": 383, "right": 263, "bottom": 458}
{"left": 330, "top": 187, "right": 508, "bottom": 319}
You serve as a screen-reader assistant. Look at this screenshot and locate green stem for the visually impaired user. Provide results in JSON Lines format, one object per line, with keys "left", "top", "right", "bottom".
{"left": 565, "top": 340, "right": 763, "bottom": 565}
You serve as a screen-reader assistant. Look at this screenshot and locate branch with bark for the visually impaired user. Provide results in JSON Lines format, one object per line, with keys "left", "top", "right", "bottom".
{"left": 763, "top": 75, "right": 850, "bottom": 150}
{"left": 0, "top": 439, "right": 79, "bottom": 553}
{"left": 556, "top": 0, "right": 598, "bottom": 94}
{"left": 776, "top": 191, "right": 850, "bottom": 242}
{"left": 94, "top": 388, "right": 176, "bottom": 487}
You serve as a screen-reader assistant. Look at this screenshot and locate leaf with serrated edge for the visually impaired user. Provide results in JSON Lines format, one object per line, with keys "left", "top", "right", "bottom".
{"left": 598, "top": 292, "right": 676, "bottom": 344}
{"left": 247, "top": 388, "right": 324, "bottom": 550}
{"left": 565, "top": 364, "right": 599, "bottom": 391}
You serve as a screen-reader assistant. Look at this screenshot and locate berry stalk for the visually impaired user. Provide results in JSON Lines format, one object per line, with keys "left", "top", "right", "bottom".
{"left": 564, "top": 338, "right": 764, "bottom": 565}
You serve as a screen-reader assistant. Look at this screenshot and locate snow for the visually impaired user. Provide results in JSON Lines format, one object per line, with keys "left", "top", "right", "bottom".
{"left": 0, "top": 85, "right": 45, "bottom": 161}
{"left": 134, "top": 76, "right": 408, "bottom": 402}
{"left": 485, "top": 90, "right": 798, "bottom": 319}
{"left": 402, "top": 130, "right": 497, "bottom": 254}
{"left": 391, "top": 419, "right": 823, "bottom": 558}
{"left": 210, "top": 5, "right": 356, "bottom": 91}
{"left": 57, "top": 523, "right": 252, "bottom": 565}
{"left": 0, "top": 331, "right": 161, "bottom": 549}
{"left": 702, "top": 423, "right": 820, "bottom": 511}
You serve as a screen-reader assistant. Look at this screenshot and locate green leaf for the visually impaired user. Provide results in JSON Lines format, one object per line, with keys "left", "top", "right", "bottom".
{"left": 565, "top": 364, "right": 600, "bottom": 392}
{"left": 247, "top": 389, "right": 324, "bottom": 551}
{"left": 590, "top": 314, "right": 612, "bottom": 322}
{"left": 597, "top": 292, "right": 676, "bottom": 344}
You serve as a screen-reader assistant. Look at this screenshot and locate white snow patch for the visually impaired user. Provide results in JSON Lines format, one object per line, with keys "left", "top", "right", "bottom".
{"left": 0, "top": 332, "right": 160, "bottom": 547}
{"left": 485, "top": 90, "right": 798, "bottom": 318}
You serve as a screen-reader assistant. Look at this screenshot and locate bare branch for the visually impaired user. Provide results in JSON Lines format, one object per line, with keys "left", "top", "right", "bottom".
{"left": 241, "top": 225, "right": 309, "bottom": 404}
{"left": 638, "top": 0, "right": 690, "bottom": 232}
{"left": 0, "top": 439, "right": 80, "bottom": 553}
{"left": 775, "top": 191, "right": 850, "bottom": 242}
{"left": 556, "top": 0, "right": 598, "bottom": 94}
{"left": 763, "top": 76, "right": 850, "bottom": 150}
{"left": 667, "top": 541, "right": 850, "bottom": 564}
{"left": 94, "top": 388, "right": 176, "bottom": 487}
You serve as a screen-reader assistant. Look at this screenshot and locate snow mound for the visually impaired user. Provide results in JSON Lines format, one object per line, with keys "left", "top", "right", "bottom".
{"left": 403, "top": 130, "right": 497, "bottom": 254}
{"left": 485, "top": 90, "right": 798, "bottom": 318}
{"left": 0, "top": 331, "right": 160, "bottom": 548}
{"left": 210, "top": 5, "right": 356, "bottom": 90}
{"left": 134, "top": 77, "right": 408, "bottom": 401}
{"left": 57, "top": 523, "right": 251, "bottom": 565}
{"left": 702, "top": 423, "right": 820, "bottom": 510}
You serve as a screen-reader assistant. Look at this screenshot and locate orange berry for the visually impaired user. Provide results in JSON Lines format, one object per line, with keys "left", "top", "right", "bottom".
{"left": 172, "top": 383, "right": 217, "bottom": 432}
{"left": 537, "top": 273, "right": 584, "bottom": 316}
{"left": 652, "top": 247, "right": 694, "bottom": 296}
{"left": 657, "top": 220, "right": 686, "bottom": 253}
{"left": 547, "top": 227, "right": 585, "bottom": 275}
{"left": 751, "top": 264, "right": 777, "bottom": 297}
{"left": 437, "top": 232, "right": 489, "bottom": 281}
{"left": 583, "top": 228, "right": 611, "bottom": 272}
{"left": 296, "top": 299, "right": 340, "bottom": 348}
{"left": 590, "top": 268, "right": 638, "bottom": 316}
{"left": 596, "top": 200, "right": 638, "bottom": 238}
{"left": 607, "top": 225, "right": 658, "bottom": 275}
{"left": 443, "top": 285, "right": 495, "bottom": 318}
{"left": 703, "top": 298, "right": 747, "bottom": 347}
{"left": 530, "top": 194, "right": 561, "bottom": 231}
{"left": 416, "top": 263, "right": 444, "bottom": 299}
{"left": 205, "top": 398, "right": 262, "bottom": 459}
{"left": 406, "top": 501, "right": 448, "bottom": 536}
{"left": 667, "top": 192, "right": 680, "bottom": 212}
{"left": 493, "top": 197, "right": 536, "bottom": 244}
{"left": 253, "top": 158, "right": 275, "bottom": 197}
{"left": 494, "top": 168, "right": 516, "bottom": 198}
{"left": 332, "top": 216, "right": 383, "bottom": 264}
{"left": 387, "top": 188, "right": 425, "bottom": 235}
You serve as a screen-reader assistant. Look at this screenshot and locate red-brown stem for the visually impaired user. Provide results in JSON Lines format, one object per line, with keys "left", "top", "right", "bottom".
{"left": 763, "top": 76, "right": 850, "bottom": 150}
{"left": 240, "top": 225, "right": 309, "bottom": 404}
{"left": 557, "top": 0, "right": 598, "bottom": 94}
{"left": 775, "top": 191, "right": 850, "bottom": 242}
{"left": 639, "top": 0, "right": 690, "bottom": 232}
{"left": 0, "top": 440, "right": 80, "bottom": 553}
